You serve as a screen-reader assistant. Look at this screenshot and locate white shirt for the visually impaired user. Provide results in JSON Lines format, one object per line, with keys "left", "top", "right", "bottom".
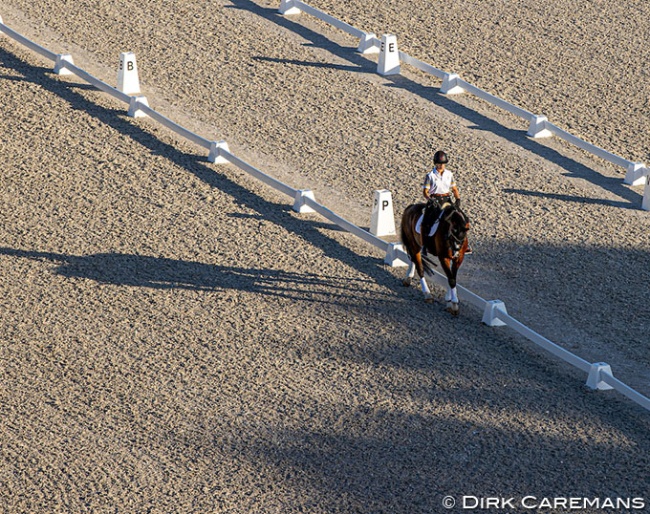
{"left": 423, "top": 168, "right": 456, "bottom": 195}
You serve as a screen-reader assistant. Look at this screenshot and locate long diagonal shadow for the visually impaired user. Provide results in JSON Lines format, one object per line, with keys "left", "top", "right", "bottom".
{"left": 0, "top": 47, "right": 404, "bottom": 295}
{"left": 502, "top": 188, "right": 632, "bottom": 208}
{"left": 0, "top": 247, "right": 382, "bottom": 303}
{"left": 229, "top": 0, "right": 642, "bottom": 207}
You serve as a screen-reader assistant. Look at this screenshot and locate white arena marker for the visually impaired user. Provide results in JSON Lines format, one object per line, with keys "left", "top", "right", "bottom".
{"left": 624, "top": 162, "right": 647, "bottom": 186}
{"left": 369, "top": 189, "right": 396, "bottom": 237}
{"left": 54, "top": 54, "right": 74, "bottom": 75}
{"left": 208, "top": 140, "right": 230, "bottom": 164}
{"left": 117, "top": 52, "right": 141, "bottom": 95}
{"left": 527, "top": 115, "right": 553, "bottom": 138}
{"left": 377, "top": 34, "right": 400, "bottom": 76}
{"left": 357, "top": 33, "right": 379, "bottom": 54}
{"left": 127, "top": 96, "right": 149, "bottom": 118}
{"left": 279, "top": 0, "right": 301, "bottom": 15}
{"left": 384, "top": 242, "right": 408, "bottom": 267}
{"left": 440, "top": 73, "right": 465, "bottom": 95}
{"left": 482, "top": 300, "right": 507, "bottom": 327}
{"left": 643, "top": 177, "right": 650, "bottom": 211}
{"left": 586, "top": 362, "right": 615, "bottom": 390}
{"left": 293, "top": 190, "right": 316, "bottom": 213}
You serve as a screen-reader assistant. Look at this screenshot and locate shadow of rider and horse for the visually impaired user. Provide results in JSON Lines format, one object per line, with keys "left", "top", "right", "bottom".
{"left": 400, "top": 150, "right": 471, "bottom": 315}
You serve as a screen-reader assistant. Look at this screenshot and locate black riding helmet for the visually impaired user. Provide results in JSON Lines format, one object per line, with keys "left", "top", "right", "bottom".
{"left": 433, "top": 150, "right": 449, "bottom": 164}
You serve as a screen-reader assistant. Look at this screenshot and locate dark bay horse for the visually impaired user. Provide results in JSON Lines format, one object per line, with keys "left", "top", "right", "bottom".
{"left": 400, "top": 202, "right": 470, "bottom": 314}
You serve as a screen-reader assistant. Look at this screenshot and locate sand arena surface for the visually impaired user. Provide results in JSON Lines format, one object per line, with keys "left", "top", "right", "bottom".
{"left": 1, "top": 1, "right": 649, "bottom": 512}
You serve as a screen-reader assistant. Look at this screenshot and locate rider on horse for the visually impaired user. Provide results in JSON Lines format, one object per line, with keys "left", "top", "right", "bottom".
{"left": 421, "top": 150, "right": 472, "bottom": 254}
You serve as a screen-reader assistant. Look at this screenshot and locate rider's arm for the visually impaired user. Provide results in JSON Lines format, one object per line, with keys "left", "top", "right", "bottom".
{"left": 423, "top": 187, "right": 431, "bottom": 200}
{"left": 452, "top": 185, "right": 460, "bottom": 201}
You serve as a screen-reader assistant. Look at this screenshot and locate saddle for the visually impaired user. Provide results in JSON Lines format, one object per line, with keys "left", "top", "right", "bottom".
{"left": 420, "top": 197, "right": 453, "bottom": 237}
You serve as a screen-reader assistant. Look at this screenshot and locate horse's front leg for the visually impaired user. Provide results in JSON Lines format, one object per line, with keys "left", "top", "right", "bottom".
{"left": 441, "top": 257, "right": 459, "bottom": 314}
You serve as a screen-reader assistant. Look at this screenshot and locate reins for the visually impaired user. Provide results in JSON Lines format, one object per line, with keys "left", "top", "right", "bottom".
{"left": 444, "top": 207, "right": 469, "bottom": 248}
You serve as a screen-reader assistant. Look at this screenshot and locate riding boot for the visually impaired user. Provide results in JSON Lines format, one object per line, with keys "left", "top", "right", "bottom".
{"left": 421, "top": 223, "right": 431, "bottom": 256}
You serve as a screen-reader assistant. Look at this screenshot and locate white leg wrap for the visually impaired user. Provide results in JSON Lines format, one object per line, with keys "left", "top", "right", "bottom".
{"left": 420, "top": 277, "right": 431, "bottom": 295}
{"left": 407, "top": 262, "right": 416, "bottom": 279}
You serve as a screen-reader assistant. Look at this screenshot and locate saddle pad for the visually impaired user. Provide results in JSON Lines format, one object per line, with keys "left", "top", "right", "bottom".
{"left": 415, "top": 213, "right": 440, "bottom": 237}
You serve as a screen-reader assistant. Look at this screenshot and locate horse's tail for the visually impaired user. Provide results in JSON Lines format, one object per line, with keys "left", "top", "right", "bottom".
{"left": 400, "top": 203, "right": 437, "bottom": 275}
{"left": 400, "top": 203, "right": 423, "bottom": 262}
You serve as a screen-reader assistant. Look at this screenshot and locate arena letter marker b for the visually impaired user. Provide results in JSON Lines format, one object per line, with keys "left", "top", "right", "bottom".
{"left": 117, "top": 52, "right": 141, "bottom": 95}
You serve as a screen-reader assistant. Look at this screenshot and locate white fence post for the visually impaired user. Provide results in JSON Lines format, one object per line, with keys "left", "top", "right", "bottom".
{"left": 293, "top": 189, "right": 316, "bottom": 213}
{"left": 127, "top": 96, "right": 149, "bottom": 118}
{"left": 624, "top": 162, "right": 648, "bottom": 186}
{"left": 279, "top": 0, "right": 301, "bottom": 15}
{"left": 53, "top": 54, "right": 74, "bottom": 75}
{"left": 440, "top": 73, "right": 465, "bottom": 95}
{"left": 384, "top": 242, "right": 408, "bottom": 267}
{"left": 208, "top": 140, "right": 230, "bottom": 164}
{"left": 117, "top": 52, "right": 141, "bottom": 95}
{"left": 527, "top": 115, "right": 553, "bottom": 138}
{"left": 377, "top": 34, "right": 400, "bottom": 76}
{"left": 586, "top": 362, "right": 615, "bottom": 390}
{"left": 643, "top": 177, "right": 650, "bottom": 211}
{"left": 357, "top": 32, "right": 379, "bottom": 54}
{"left": 482, "top": 300, "right": 507, "bottom": 326}
{"left": 369, "top": 189, "right": 396, "bottom": 237}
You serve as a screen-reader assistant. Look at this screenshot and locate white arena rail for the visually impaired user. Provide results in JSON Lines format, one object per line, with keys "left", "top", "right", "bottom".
{"left": 398, "top": 52, "right": 446, "bottom": 80}
{"left": 455, "top": 78, "right": 534, "bottom": 121}
{"left": 0, "top": 17, "right": 57, "bottom": 61}
{"left": 543, "top": 120, "right": 637, "bottom": 171}
{"left": 1, "top": 16, "right": 649, "bottom": 412}
{"left": 280, "top": 0, "right": 379, "bottom": 54}
{"left": 277, "top": 2, "right": 650, "bottom": 209}
{"left": 56, "top": 57, "right": 132, "bottom": 105}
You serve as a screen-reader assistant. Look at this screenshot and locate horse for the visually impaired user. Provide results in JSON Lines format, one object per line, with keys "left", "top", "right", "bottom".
{"left": 400, "top": 201, "right": 470, "bottom": 314}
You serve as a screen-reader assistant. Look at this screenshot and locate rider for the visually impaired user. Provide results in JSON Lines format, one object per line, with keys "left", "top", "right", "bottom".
{"left": 421, "top": 150, "right": 472, "bottom": 254}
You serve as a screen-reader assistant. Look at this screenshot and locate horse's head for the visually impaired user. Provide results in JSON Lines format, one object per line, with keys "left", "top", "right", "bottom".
{"left": 445, "top": 208, "right": 470, "bottom": 257}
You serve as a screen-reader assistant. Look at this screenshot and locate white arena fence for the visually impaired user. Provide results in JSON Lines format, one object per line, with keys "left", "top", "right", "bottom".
{"left": 279, "top": 0, "right": 650, "bottom": 211}
{"left": 1, "top": 16, "right": 649, "bottom": 413}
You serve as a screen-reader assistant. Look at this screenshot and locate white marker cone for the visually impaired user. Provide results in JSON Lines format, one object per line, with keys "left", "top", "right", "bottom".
{"left": 377, "top": 34, "right": 400, "bottom": 76}
{"left": 117, "top": 52, "right": 141, "bottom": 95}
{"left": 369, "top": 189, "right": 396, "bottom": 237}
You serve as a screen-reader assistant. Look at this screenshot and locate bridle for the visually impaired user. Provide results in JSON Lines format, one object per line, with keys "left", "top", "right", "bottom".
{"left": 444, "top": 208, "right": 469, "bottom": 256}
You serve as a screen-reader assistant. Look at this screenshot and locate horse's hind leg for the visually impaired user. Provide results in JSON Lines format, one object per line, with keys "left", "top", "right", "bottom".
{"left": 420, "top": 277, "right": 434, "bottom": 303}
{"left": 402, "top": 261, "right": 416, "bottom": 287}
{"left": 403, "top": 256, "right": 434, "bottom": 303}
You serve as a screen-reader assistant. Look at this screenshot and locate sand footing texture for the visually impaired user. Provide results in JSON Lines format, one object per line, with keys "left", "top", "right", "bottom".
{"left": 1, "top": 1, "right": 649, "bottom": 512}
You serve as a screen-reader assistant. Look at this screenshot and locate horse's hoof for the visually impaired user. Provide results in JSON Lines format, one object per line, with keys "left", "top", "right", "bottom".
{"left": 446, "top": 303, "right": 459, "bottom": 315}
{"left": 402, "top": 278, "right": 412, "bottom": 287}
{"left": 424, "top": 295, "right": 435, "bottom": 304}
